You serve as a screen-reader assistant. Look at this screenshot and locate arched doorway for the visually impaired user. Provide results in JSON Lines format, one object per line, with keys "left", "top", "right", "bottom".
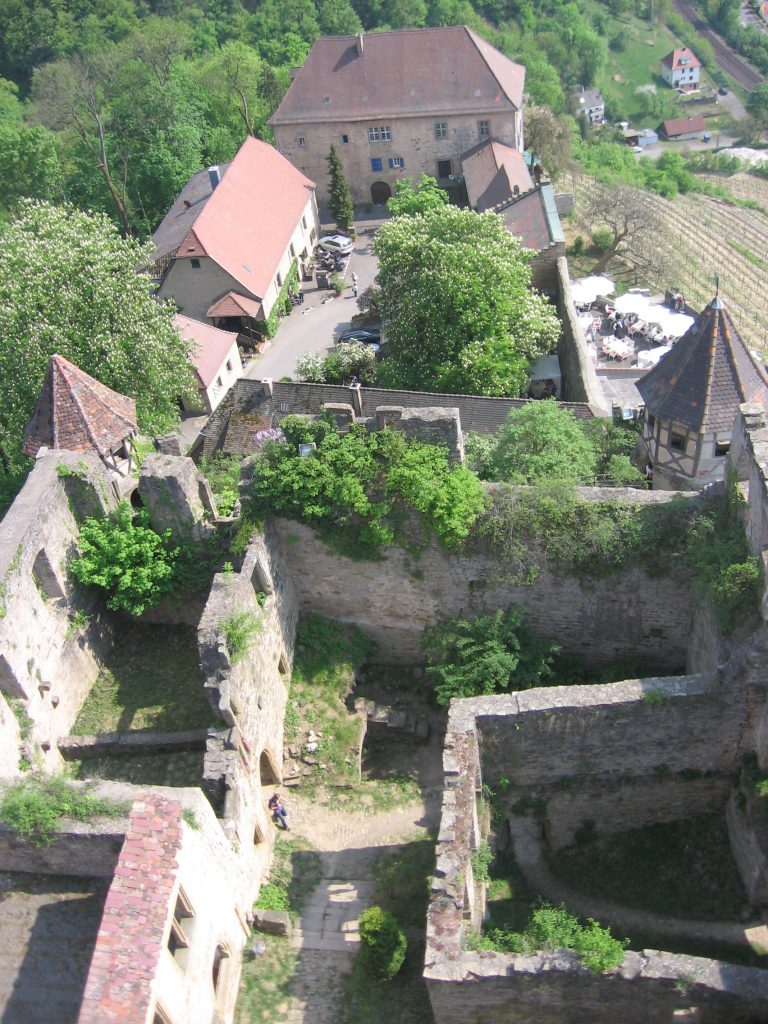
{"left": 259, "top": 748, "right": 280, "bottom": 786}
{"left": 371, "top": 181, "right": 392, "bottom": 205}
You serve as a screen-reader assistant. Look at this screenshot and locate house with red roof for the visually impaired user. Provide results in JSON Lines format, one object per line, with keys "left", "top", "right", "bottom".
{"left": 658, "top": 115, "right": 708, "bottom": 141}
{"left": 151, "top": 137, "right": 318, "bottom": 338}
{"left": 269, "top": 27, "right": 525, "bottom": 206}
{"left": 661, "top": 47, "right": 701, "bottom": 91}
{"left": 175, "top": 314, "right": 244, "bottom": 414}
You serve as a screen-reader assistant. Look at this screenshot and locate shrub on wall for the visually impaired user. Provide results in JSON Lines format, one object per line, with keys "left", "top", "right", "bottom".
{"left": 244, "top": 416, "right": 484, "bottom": 558}
{"left": 71, "top": 500, "right": 178, "bottom": 616}
{"left": 0, "top": 775, "right": 127, "bottom": 846}
{"left": 423, "top": 607, "right": 559, "bottom": 706}
{"left": 358, "top": 906, "right": 407, "bottom": 980}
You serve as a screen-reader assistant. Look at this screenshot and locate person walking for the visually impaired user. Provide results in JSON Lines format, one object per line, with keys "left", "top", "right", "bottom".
{"left": 268, "top": 792, "right": 289, "bottom": 830}
{"left": 351, "top": 271, "right": 358, "bottom": 298}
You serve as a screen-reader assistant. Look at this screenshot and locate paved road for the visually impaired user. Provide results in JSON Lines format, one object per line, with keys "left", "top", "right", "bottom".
{"left": 672, "top": 0, "right": 764, "bottom": 90}
{"left": 245, "top": 224, "right": 381, "bottom": 383}
{"left": 637, "top": 133, "right": 739, "bottom": 159}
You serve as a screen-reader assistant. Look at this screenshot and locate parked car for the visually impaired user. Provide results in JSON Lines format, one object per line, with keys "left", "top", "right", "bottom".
{"left": 318, "top": 234, "right": 354, "bottom": 256}
{"left": 336, "top": 328, "right": 381, "bottom": 352}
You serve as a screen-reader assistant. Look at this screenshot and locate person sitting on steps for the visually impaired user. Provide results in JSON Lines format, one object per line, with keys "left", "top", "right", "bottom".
{"left": 269, "top": 792, "right": 289, "bottom": 830}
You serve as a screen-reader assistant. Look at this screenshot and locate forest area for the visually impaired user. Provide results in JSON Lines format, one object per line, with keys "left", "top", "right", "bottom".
{"left": 0, "top": 0, "right": 722, "bottom": 239}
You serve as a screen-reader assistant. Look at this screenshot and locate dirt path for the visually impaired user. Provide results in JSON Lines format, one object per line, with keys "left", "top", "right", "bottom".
{"left": 263, "top": 723, "right": 445, "bottom": 1024}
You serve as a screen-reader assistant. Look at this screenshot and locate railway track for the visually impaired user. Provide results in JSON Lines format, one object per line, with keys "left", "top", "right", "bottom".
{"left": 672, "top": 0, "right": 763, "bottom": 90}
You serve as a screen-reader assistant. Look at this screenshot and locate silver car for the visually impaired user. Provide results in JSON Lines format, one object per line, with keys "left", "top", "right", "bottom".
{"left": 318, "top": 234, "right": 354, "bottom": 256}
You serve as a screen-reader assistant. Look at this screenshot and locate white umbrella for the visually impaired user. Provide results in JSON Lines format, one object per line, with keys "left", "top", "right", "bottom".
{"left": 613, "top": 293, "right": 655, "bottom": 316}
{"left": 661, "top": 312, "right": 695, "bottom": 337}
{"left": 570, "top": 276, "right": 615, "bottom": 304}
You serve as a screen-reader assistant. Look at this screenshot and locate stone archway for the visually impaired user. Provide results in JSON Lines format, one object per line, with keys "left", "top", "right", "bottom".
{"left": 259, "top": 748, "right": 281, "bottom": 786}
{"left": 371, "top": 181, "right": 392, "bottom": 205}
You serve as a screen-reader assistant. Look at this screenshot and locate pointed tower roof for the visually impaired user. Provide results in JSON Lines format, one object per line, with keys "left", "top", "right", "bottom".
{"left": 636, "top": 297, "right": 768, "bottom": 433}
{"left": 23, "top": 355, "right": 138, "bottom": 460}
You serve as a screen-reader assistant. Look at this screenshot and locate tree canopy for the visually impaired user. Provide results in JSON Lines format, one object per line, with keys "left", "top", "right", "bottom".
{"left": 0, "top": 200, "right": 195, "bottom": 475}
{"left": 387, "top": 173, "right": 449, "bottom": 217}
{"left": 372, "top": 205, "right": 559, "bottom": 397}
{"left": 493, "top": 401, "right": 598, "bottom": 484}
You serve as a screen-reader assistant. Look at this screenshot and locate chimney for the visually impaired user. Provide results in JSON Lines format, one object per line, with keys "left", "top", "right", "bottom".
{"left": 356, "top": 33, "right": 364, "bottom": 57}
{"left": 261, "top": 378, "right": 274, "bottom": 398}
{"left": 208, "top": 165, "right": 221, "bottom": 190}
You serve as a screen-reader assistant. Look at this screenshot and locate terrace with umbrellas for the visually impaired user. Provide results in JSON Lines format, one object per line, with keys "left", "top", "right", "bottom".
{"left": 570, "top": 274, "right": 697, "bottom": 412}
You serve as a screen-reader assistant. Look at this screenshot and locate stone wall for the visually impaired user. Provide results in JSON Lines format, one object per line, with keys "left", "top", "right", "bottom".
{"left": 197, "top": 523, "right": 298, "bottom": 876}
{"left": 0, "top": 817, "right": 126, "bottom": 877}
{"left": 0, "top": 451, "right": 116, "bottom": 771}
{"left": 272, "top": 486, "right": 697, "bottom": 667}
{"left": 555, "top": 256, "right": 609, "bottom": 411}
{"left": 139, "top": 453, "right": 217, "bottom": 540}
{"left": 425, "top": 682, "right": 768, "bottom": 1024}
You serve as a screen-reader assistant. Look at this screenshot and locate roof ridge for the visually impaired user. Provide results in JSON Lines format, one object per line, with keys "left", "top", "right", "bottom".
{"left": 463, "top": 26, "right": 520, "bottom": 109}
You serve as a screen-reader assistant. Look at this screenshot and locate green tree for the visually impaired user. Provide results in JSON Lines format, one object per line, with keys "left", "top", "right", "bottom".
{"left": 373, "top": 205, "right": 559, "bottom": 397}
{"left": 493, "top": 401, "right": 597, "bottom": 484}
{"left": 747, "top": 81, "right": 768, "bottom": 129}
{"left": 423, "top": 607, "right": 559, "bottom": 706}
{"left": 71, "top": 501, "right": 179, "bottom": 616}
{"left": 0, "top": 200, "right": 196, "bottom": 475}
{"left": 524, "top": 106, "right": 572, "bottom": 181}
{"left": 0, "top": 122, "right": 60, "bottom": 215}
{"left": 327, "top": 144, "right": 354, "bottom": 232}
{"left": 387, "top": 173, "right": 448, "bottom": 217}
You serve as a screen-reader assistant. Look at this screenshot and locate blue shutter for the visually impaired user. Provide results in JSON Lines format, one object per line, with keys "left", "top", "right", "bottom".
{"left": 371, "top": 158, "right": 382, "bottom": 172}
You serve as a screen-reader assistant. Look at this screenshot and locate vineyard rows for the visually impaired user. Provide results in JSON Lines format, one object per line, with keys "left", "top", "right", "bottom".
{"left": 695, "top": 172, "right": 768, "bottom": 210}
{"left": 573, "top": 176, "right": 768, "bottom": 354}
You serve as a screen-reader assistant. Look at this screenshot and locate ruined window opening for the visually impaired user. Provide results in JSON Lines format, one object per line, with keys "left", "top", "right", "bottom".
{"left": 251, "top": 559, "right": 273, "bottom": 597}
{"left": 715, "top": 440, "right": 730, "bottom": 458}
{"left": 167, "top": 888, "right": 195, "bottom": 970}
{"left": 278, "top": 654, "right": 289, "bottom": 678}
{"left": 254, "top": 819, "right": 266, "bottom": 844}
{"left": 260, "top": 749, "right": 280, "bottom": 786}
{"left": 32, "top": 548, "right": 65, "bottom": 600}
{"left": 212, "top": 942, "right": 231, "bottom": 993}
{"left": 153, "top": 1007, "right": 174, "bottom": 1024}
{"left": 670, "top": 432, "right": 686, "bottom": 453}
{"left": 0, "top": 655, "right": 25, "bottom": 699}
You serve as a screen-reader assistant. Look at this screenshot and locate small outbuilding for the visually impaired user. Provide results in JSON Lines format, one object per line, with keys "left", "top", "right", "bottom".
{"left": 658, "top": 115, "right": 707, "bottom": 141}
{"left": 23, "top": 354, "right": 138, "bottom": 476}
{"left": 637, "top": 295, "right": 768, "bottom": 490}
{"left": 174, "top": 314, "right": 243, "bottom": 414}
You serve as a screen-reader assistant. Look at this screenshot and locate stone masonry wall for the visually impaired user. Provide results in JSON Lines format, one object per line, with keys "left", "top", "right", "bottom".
{"left": 197, "top": 523, "right": 298, "bottom": 880}
{"left": 425, "top": 687, "right": 768, "bottom": 1024}
{"left": 555, "top": 257, "right": 609, "bottom": 411}
{"left": 0, "top": 451, "right": 116, "bottom": 771}
{"left": 272, "top": 486, "right": 696, "bottom": 667}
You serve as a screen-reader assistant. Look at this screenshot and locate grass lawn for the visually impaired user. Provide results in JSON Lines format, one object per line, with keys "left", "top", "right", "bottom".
{"left": 550, "top": 813, "right": 750, "bottom": 922}
{"left": 73, "top": 621, "right": 216, "bottom": 733}
{"left": 583, "top": 2, "right": 717, "bottom": 127}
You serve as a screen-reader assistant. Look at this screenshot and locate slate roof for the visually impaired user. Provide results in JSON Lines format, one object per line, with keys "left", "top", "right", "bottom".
{"left": 174, "top": 314, "right": 241, "bottom": 389}
{"left": 662, "top": 47, "right": 701, "bottom": 70}
{"left": 151, "top": 138, "right": 316, "bottom": 301}
{"left": 201, "top": 379, "right": 595, "bottom": 457}
{"left": 659, "top": 115, "right": 707, "bottom": 138}
{"left": 462, "top": 138, "right": 533, "bottom": 212}
{"left": 151, "top": 164, "right": 229, "bottom": 264}
{"left": 269, "top": 27, "right": 525, "bottom": 126}
{"left": 636, "top": 297, "right": 768, "bottom": 432}
{"left": 23, "top": 355, "right": 137, "bottom": 460}
{"left": 571, "top": 87, "right": 604, "bottom": 109}
{"left": 495, "top": 185, "right": 564, "bottom": 253}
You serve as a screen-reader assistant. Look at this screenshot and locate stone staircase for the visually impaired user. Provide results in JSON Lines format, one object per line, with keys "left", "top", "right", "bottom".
{"left": 290, "top": 877, "right": 375, "bottom": 954}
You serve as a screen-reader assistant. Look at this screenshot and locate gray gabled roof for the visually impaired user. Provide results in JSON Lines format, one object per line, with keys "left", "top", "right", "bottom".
{"left": 151, "top": 163, "right": 230, "bottom": 263}
{"left": 269, "top": 26, "right": 524, "bottom": 126}
{"left": 637, "top": 297, "right": 768, "bottom": 432}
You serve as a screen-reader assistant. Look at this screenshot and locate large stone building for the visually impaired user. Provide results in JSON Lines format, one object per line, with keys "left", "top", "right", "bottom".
{"left": 269, "top": 26, "right": 525, "bottom": 207}
{"left": 151, "top": 137, "right": 318, "bottom": 333}
{"left": 637, "top": 295, "right": 768, "bottom": 490}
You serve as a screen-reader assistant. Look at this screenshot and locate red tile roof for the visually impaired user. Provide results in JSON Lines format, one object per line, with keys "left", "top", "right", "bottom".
{"left": 462, "top": 138, "right": 533, "bottom": 211}
{"left": 152, "top": 138, "right": 315, "bottom": 301}
{"left": 22, "top": 354, "right": 137, "bottom": 460}
{"left": 659, "top": 115, "right": 707, "bottom": 138}
{"left": 77, "top": 798, "right": 183, "bottom": 1024}
{"left": 496, "top": 184, "right": 564, "bottom": 253}
{"left": 662, "top": 47, "right": 701, "bottom": 70}
{"left": 207, "top": 291, "right": 263, "bottom": 319}
{"left": 270, "top": 27, "right": 524, "bottom": 126}
{"left": 637, "top": 297, "right": 768, "bottom": 432}
{"left": 175, "top": 314, "right": 242, "bottom": 389}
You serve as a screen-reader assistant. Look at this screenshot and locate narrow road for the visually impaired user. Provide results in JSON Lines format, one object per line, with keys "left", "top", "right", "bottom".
{"left": 672, "top": 0, "right": 763, "bottom": 90}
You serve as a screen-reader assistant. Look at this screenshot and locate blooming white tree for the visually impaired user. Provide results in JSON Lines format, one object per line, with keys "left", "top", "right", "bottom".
{"left": 0, "top": 199, "right": 196, "bottom": 475}
{"left": 373, "top": 205, "right": 560, "bottom": 397}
